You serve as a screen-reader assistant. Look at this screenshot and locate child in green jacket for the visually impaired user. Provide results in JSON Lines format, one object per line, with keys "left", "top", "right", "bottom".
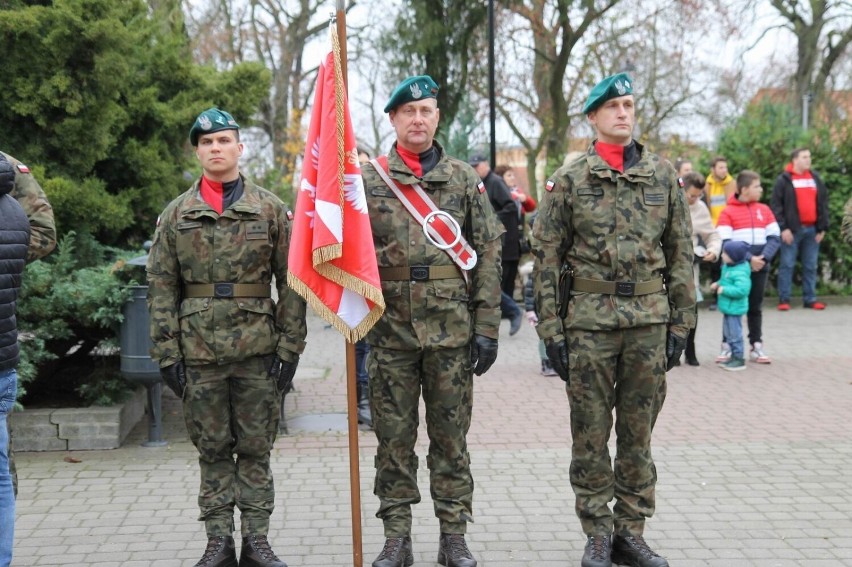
{"left": 711, "top": 240, "right": 752, "bottom": 371}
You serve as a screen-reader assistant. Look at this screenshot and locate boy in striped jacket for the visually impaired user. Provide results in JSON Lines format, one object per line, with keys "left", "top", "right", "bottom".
{"left": 715, "top": 170, "right": 781, "bottom": 364}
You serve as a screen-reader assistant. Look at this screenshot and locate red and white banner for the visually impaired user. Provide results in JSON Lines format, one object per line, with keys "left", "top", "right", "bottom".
{"left": 288, "top": 26, "right": 384, "bottom": 343}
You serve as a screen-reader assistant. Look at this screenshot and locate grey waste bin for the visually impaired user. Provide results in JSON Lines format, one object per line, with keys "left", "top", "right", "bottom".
{"left": 120, "top": 250, "right": 168, "bottom": 447}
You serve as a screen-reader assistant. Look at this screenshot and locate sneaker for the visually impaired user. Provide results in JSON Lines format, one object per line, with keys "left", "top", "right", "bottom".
{"left": 720, "top": 357, "right": 746, "bottom": 371}
{"left": 777, "top": 302, "right": 791, "bottom": 311}
{"left": 541, "top": 359, "right": 558, "bottom": 377}
{"left": 804, "top": 301, "right": 826, "bottom": 310}
{"left": 715, "top": 342, "right": 731, "bottom": 363}
{"left": 750, "top": 342, "right": 772, "bottom": 364}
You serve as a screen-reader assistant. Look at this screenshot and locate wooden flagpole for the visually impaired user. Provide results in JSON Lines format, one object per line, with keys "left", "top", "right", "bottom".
{"left": 334, "top": 4, "right": 363, "bottom": 566}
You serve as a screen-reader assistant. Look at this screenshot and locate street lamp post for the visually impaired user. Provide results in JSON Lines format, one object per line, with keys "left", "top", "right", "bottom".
{"left": 802, "top": 92, "right": 813, "bottom": 130}
{"left": 488, "top": 0, "right": 496, "bottom": 168}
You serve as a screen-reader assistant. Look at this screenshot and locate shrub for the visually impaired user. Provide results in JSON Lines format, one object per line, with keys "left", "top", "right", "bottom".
{"left": 17, "top": 232, "right": 142, "bottom": 406}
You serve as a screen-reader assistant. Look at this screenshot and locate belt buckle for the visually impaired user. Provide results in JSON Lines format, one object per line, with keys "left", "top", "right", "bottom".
{"left": 214, "top": 283, "right": 234, "bottom": 298}
{"left": 615, "top": 281, "right": 635, "bottom": 297}
{"left": 410, "top": 266, "right": 429, "bottom": 281}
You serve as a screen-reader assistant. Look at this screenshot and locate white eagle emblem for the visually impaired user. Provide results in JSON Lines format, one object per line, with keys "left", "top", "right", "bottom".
{"left": 615, "top": 80, "right": 626, "bottom": 95}
{"left": 310, "top": 138, "right": 320, "bottom": 170}
{"left": 410, "top": 83, "right": 423, "bottom": 99}
{"left": 300, "top": 178, "right": 317, "bottom": 228}
{"left": 198, "top": 115, "right": 213, "bottom": 130}
{"left": 344, "top": 174, "right": 368, "bottom": 214}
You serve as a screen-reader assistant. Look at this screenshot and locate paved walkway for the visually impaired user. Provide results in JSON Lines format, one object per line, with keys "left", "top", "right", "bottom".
{"left": 12, "top": 301, "right": 852, "bottom": 566}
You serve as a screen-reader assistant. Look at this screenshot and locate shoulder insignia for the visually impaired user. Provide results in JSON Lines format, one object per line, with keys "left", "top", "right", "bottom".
{"left": 16, "top": 164, "right": 30, "bottom": 174}
{"left": 477, "top": 181, "right": 485, "bottom": 194}
{"left": 156, "top": 215, "right": 161, "bottom": 227}
{"left": 546, "top": 180, "right": 555, "bottom": 192}
{"left": 677, "top": 177, "right": 685, "bottom": 188}
{"left": 287, "top": 210, "right": 294, "bottom": 221}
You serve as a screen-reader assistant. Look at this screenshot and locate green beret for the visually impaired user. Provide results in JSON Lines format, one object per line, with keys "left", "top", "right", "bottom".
{"left": 384, "top": 75, "right": 439, "bottom": 113}
{"left": 189, "top": 107, "right": 240, "bottom": 146}
{"left": 582, "top": 73, "right": 634, "bottom": 114}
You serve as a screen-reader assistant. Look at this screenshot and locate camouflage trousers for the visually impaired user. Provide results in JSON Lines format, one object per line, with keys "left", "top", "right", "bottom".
{"left": 183, "top": 355, "right": 281, "bottom": 537}
{"left": 367, "top": 345, "right": 474, "bottom": 537}
{"left": 564, "top": 324, "right": 667, "bottom": 537}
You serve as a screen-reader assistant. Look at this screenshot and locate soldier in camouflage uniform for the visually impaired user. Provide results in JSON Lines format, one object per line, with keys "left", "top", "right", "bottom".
{"left": 0, "top": 152, "right": 56, "bottom": 264}
{"left": 1, "top": 150, "right": 56, "bottom": 499}
{"left": 361, "top": 76, "right": 503, "bottom": 567}
{"left": 147, "top": 109, "right": 306, "bottom": 567}
{"left": 532, "top": 74, "right": 695, "bottom": 567}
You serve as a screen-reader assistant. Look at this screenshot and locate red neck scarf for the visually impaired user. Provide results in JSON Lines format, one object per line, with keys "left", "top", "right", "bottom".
{"left": 396, "top": 144, "right": 424, "bottom": 177}
{"left": 199, "top": 176, "right": 225, "bottom": 214}
{"left": 595, "top": 141, "right": 626, "bottom": 172}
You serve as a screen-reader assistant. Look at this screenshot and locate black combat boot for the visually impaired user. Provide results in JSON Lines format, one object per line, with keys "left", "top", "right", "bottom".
{"left": 581, "top": 534, "right": 611, "bottom": 567}
{"left": 610, "top": 534, "right": 669, "bottom": 567}
{"left": 357, "top": 382, "right": 373, "bottom": 428}
{"left": 372, "top": 536, "right": 413, "bottom": 567}
{"left": 437, "top": 533, "right": 476, "bottom": 567}
{"left": 193, "top": 536, "right": 238, "bottom": 567}
{"left": 239, "top": 535, "right": 287, "bottom": 567}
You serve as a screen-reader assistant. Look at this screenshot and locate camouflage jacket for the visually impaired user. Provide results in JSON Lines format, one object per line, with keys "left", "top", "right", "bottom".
{"left": 532, "top": 142, "right": 696, "bottom": 340}
{"left": 1, "top": 151, "right": 57, "bottom": 262}
{"left": 146, "top": 176, "right": 307, "bottom": 367}
{"left": 362, "top": 142, "right": 504, "bottom": 350}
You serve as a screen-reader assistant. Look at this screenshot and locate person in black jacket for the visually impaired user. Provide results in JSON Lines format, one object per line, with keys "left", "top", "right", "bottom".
{"left": 1, "top": 149, "right": 57, "bottom": 500}
{"left": 0, "top": 153, "right": 31, "bottom": 567}
{"left": 469, "top": 155, "right": 524, "bottom": 335}
{"left": 769, "top": 148, "right": 830, "bottom": 311}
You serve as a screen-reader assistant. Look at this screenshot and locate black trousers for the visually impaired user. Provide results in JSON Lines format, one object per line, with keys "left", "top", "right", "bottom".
{"left": 747, "top": 269, "right": 769, "bottom": 346}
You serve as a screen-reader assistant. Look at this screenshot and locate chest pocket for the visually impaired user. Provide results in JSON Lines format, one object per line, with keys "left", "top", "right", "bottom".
{"left": 642, "top": 188, "right": 667, "bottom": 206}
{"left": 245, "top": 221, "right": 269, "bottom": 240}
{"left": 576, "top": 186, "right": 604, "bottom": 198}
{"left": 437, "top": 186, "right": 466, "bottom": 227}
{"left": 368, "top": 187, "right": 402, "bottom": 240}
{"left": 177, "top": 221, "right": 203, "bottom": 231}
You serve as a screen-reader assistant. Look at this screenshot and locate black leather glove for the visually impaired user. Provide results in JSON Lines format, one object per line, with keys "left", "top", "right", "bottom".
{"left": 470, "top": 334, "right": 498, "bottom": 376}
{"left": 0, "top": 154, "right": 15, "bottom": 194}
{"left": 545, "top": 338, "right": 569, "bottom": 383}
{"left": 269, "top": 355, "right": 299, "bottom": 394}
{"left": 666, "top": 331, "right": 687, "bottom": 371}
{"left": 160, "top": 361, "right": 186, "bottom": 398}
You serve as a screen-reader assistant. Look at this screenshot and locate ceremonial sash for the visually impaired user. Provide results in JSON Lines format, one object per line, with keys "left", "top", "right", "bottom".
{"left": 371, "top": 156, "right": 478, "bottom": 274}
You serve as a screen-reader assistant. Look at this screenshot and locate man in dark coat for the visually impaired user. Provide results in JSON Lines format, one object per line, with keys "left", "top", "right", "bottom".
{"left": 769, "top": 147, "right": 830, "bottom": 311}
{"left": 469, "top": 155, "right": 523, "bottom": 335}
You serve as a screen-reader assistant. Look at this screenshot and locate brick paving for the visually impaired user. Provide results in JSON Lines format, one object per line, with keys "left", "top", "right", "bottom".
{"left": 11, "top": 302, "right": 852, "bottom": 566}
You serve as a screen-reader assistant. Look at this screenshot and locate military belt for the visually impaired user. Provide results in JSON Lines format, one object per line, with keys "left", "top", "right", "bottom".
{"left": 379, "top": 265, "right": 462, "bottom": 282}
{"left": 182, "top": 283, "right": 271, "bottom": 298}
{"left": 572, "top": 277, "right": 664, "bottom": 297}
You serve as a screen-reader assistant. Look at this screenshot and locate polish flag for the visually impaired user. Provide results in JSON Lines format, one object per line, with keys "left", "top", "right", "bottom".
{"left": 287, "top": 27, "right": 384, "bottom": 342}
